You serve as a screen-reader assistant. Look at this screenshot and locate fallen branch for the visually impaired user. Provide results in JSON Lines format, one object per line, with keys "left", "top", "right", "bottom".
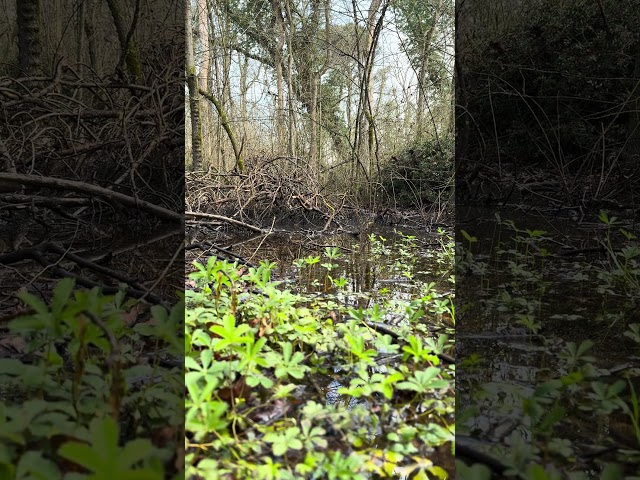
{"left": 456, "top": 440, "right": 507, "bottom": 475}
{"left": 364, "top": 321, "right": 455, "bottom": 364}
{"left": 75, "top": 226, "right": 181, "bottom": 262}
{"left": 0, "top": 173, "right": 181, "bottom": 223}
{"left": 185, "top": 211, "right": 267, "bottom": 234}
{"left": 0, "top": 193, "right": 92, "bottom": 207}
{"left": 184, "top": 241, "right": 258, "bottom": 269}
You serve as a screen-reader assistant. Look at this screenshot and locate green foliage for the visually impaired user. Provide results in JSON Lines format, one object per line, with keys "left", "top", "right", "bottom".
{"left": 319, "top": 69, "right": 351, "bottom": 158}
{"left": 185, "top": 232, "right": 455, "bottom": 478}
{"left": 58, "top": 417, "right": 160, "bottom": 480}
{"left": 392, "top": 0, "right": 453, "bottom": 92}
{"left": 456, "top": 214, "right": 640, "bottom": 475}
{"left": 0, "top": 280, "right": 183, "bottom": 479}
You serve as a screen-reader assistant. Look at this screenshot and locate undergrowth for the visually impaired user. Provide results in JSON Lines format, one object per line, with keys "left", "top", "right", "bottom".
{"left": 185, "top": 231, "right": 456, "bottom": 479}
{"left": 0, "top": 281, "right": 184, "bottom": 479}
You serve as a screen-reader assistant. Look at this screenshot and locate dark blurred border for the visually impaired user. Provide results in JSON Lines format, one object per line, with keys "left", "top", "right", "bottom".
{"left": 456, "top": 0, "right": 640, "bottom": 477}
{"left": 1, "top": 0, "right": 184, "bottom": 478}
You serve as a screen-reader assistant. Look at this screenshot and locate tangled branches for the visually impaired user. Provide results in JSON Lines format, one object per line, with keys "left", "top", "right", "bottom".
{"left": 0, "top": 40, "right": 184, "bottom": 300}
{"left": 0, "top": 45, "right": 184, "bottom": 216}
{"left": 186, "top": 155, "right": 351, "bottom": 230}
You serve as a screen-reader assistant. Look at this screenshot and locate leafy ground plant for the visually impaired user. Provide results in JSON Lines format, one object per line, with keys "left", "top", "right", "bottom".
{"left": 185, "top": 231, "right": 456, "bottom": 479}
{"left": 0, "top": 279, "right": 184, "bottom": 480}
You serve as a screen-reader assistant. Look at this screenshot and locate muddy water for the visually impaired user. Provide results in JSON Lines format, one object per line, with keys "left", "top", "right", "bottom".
{"left": 456, "top": 205, "right": 640, "bottom": 473}
{"left": 205, "top": 226, "right": 452, "bottom": 292}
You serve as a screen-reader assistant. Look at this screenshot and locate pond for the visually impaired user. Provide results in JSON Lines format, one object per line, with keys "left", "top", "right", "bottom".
{"left": 456, "top": 205, "right": 640, "bottom": 477}
{"left": 184, "top": 225, "right": 456, "bottom": 479}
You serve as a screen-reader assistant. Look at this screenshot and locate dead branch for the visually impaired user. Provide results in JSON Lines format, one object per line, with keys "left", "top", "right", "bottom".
{"left": 363, "top": 320, "right": 455, "bottom": 364}
{"left": 74, "top": 226, "right": 181, "bottom": 262}
{"left": 185, "top": 156, "right": 354, "bottom": 231}
{"left": 184, "top": 241, "right": 258, "bottom": 268}
{"left": 0, "top": 173, "right": 181, "bottom": 222}
{"left": 0, "top": 242, "right": 168, "bottom": 305}
{"left": 0, "top": 193, "right": 92, "bottom": 207}
{"left": 185, "top": 211, "right": 268, "bottom": 234}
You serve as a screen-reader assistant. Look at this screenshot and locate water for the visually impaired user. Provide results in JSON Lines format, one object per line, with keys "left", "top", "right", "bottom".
{"left": 456, "top": 205, "right": 640, "bottom": 474}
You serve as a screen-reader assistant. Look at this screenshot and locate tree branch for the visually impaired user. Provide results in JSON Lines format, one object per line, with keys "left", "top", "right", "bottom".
{"left": 0, "top": 173, "right": 181, "bottom": 222}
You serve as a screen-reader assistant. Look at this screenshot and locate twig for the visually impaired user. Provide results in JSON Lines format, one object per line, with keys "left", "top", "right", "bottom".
{"left": 249, "top": 217, "right": 276, "bottom": 262}
{"left": 138, "top": 237, "right": 183, "bottom": 304}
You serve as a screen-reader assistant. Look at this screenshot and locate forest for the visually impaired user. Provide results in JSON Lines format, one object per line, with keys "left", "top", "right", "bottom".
{"left": 185, "top": 0, "right": 454, "bottom": 221}
{"left": 184, "top": 0, "right": 457, "bottom": 478}
{"left": 0, "top": 0, "right": 638, "bottom": 478}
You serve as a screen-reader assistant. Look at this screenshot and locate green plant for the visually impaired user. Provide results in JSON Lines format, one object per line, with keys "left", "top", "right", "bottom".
{"left": 185, "top": 231, "right": 456, "bottom": 478}
{"left": 457, "top": 214, "right": 640, "bottom": 475}
{"left": 1, "top": 279, "right": 183, "bottom": 479}
{"left": 58, "top": 417, "right": 162, "bottom": 480}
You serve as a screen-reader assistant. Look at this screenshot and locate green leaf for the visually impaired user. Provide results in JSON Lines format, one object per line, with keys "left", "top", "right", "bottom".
{"left": 51, "top": 278, "right": 75, "bottom": 317}
{"left": 118, "top": 439, "right": 154, "bottom": 470}
{"left": 16, "top": 291, "right": 49, "bottom": 316}
{"left": 58, "top": 442, "right": 104, "bottom": 472}
{"left": 16, "top": 450, "right": 61, "bottom": 480}
{"left": 90, "top": 416, "right": 119, "bottom": 461}
{"left": 460, "top": 230, "right": 477, "bottom": 243}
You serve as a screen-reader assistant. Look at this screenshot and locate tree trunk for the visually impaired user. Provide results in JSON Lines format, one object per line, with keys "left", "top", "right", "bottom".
{"left": 16, "top": 0, "right": 42, "bottom": 75}
{"left": 364, "top": 0, "right": 382, "bottom": 168}
{"left": 197, "top": 0, "right": 212, "bottom": 165}
{"left": 199, "top": 89, "right": 244, "bottom": 172}
{"left": 284, "top": 0, "right": 297, "bottom": 157}
{"left": 76, "top": 0, "right": 86, "bottom": 80}
{"left": 309, "top": 77, "right": 318, "bottom": 165}
{"left": 350, "top": 0, "right": 383, "bottom": 186}
{"left": 84, "top": 1, "right": 99, "bottom": 76}
{"left": 362, "top": 0, "right": 386, "bottom": 196}
{"left": 186, "top": 0, "right": 203, "bottom": 172}
{"left": 106, "top": 0, "right": 142, "bottom": 81}
{"left": 416, "top": 0, "right": 443, "bottom": 140}
{"left": 271, "top": 0, "right": 286, "bottom": 147}
{"left": 239, "top": 54, "right": 250, "bottom": 159}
